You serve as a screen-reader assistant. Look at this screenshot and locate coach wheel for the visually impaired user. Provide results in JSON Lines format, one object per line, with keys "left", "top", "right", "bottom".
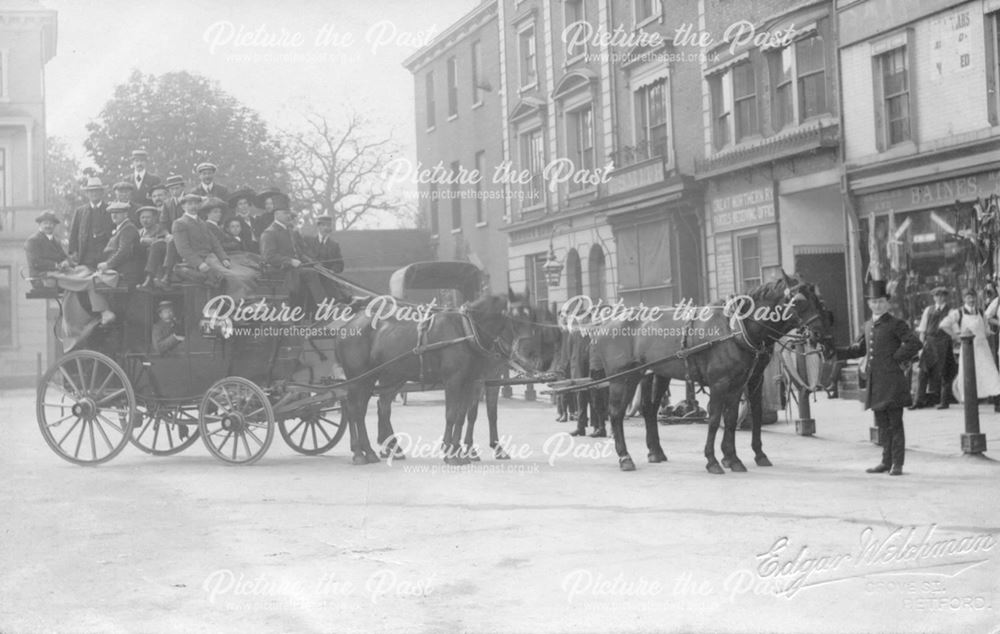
{"left": 36, "top": 350, "right": 136, "bottom": 465}
{"left": 131, "top": 403, "right": 201, "bottom": 456}
{"left": 199, "top": 377, "right": 274, "bottom": 465}
{"left": 278, "top": 402, "right": 347, "bottom": 455}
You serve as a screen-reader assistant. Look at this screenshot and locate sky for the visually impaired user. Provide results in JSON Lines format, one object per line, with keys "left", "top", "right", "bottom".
{"left": 43, "top": 0, "right": 478, "bottom": 223}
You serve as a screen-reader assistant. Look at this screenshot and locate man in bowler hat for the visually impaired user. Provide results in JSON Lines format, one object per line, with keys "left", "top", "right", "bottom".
{"left": 913, "top": 287, "right": 957, "bottom": 409}
{"left": 837, "top": 280, "right": 922, "bottom": 475}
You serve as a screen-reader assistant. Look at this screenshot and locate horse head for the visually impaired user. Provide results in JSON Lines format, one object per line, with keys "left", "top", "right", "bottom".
{"left": 463, "top": 290, "right": 542, "bottom": 371}
{"left": 776, "top": 271, "right": 834, "bottom": 348}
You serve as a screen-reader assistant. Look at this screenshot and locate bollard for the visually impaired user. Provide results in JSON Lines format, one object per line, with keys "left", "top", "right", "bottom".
{"left": 524, "top": 383, "right": 536, "bottom": 401}
{"left": 794, "top": 344, "right": 815, "bottom": 436}
{"left": 960, "top": 333, "right": 987, "bottom": 455}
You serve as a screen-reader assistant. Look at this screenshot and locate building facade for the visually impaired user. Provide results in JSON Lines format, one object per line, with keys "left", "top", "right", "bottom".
{"left": 697, "top": 0, "right": 849, "bottom": 345}
{"left": 403, "top": 2, "right": 509, "bottom": 295}
{"left": 839, "top": 0, "right": 1000, "bottom": 331}
{"left": 0, "top": 2, "right": 57, "bottom": 387}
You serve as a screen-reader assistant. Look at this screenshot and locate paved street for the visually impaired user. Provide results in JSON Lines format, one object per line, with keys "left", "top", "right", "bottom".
{"left": 2, "top": 386, "right": 999, "bottom": 634}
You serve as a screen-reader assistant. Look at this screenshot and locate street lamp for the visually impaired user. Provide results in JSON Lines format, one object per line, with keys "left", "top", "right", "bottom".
{"left": 543, "top": 238, "right": 563, "bottom": 287}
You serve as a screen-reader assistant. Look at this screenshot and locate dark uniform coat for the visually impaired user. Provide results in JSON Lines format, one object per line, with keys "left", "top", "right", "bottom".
{"left": 68, "top": 202, "right": 112, "bottom": 269}
{"left": 303, "top": 235, "right": 344, "bottom": 272}
{"left": 131, "top": 172, "right": 162, "bottom": 205}
{"left": 25, "top": 231, "right": 68, "bottom": 280}
{"left": 103, "top": 220, "right": 143, "bottom": 286}
{"left": 837, "top": 313, "right": 922, "bottom": 410}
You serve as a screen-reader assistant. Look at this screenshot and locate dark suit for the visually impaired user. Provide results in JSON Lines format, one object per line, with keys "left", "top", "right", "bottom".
{"left": 24, "top": 231, "right": 68, "bottom": 283}
{"left": 159, "top": 199, "right": 183, "bottom": 235}
{"left": 233, "top": 216, "right": 259, "bottom": 253}
{"left": 207, "top": 221, "right": 244, "bottom": 254}
{"left": 172, "top": 214, "right": 256, "bottom": 300}
{"left": 103, "top": 220, "right": 143, "bottom": 286}
{"left": 130, "top": 172, "right": 162, "bottom": 205}
{"left": 837, "top": 312, "right": 922, "bottom": 467}
{"left": 260, "top": 221, "right": 326, "bottom": 309}
{"left": 304, "top": 234, "right": 350, "bottom": 302}
{"left": 152, "top": 319, "right": 183, "bottom": 355}
{"left": 69, "top": 202, "right": 112, "bottom": 269}
{"left": 138, "top": 225, "right": 168, "bottom": 278}
{"left": 191, "top": 182, "right": 230, "bottom": 200}
{"left": 250, "top": 211, "right": 274, "bottom": 242}
{"left": 915, "top": 304, "right": 957, "bottom": 406}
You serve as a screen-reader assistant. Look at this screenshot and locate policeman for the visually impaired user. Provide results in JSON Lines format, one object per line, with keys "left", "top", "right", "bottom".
{"left": 837, "top": 280, "right": 922, "bottom": 475}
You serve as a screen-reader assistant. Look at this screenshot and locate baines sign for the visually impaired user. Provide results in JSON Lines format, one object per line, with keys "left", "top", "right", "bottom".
{"left": 858, "top": 171, "right": 1000, "bottom": 216}
{"left": 711, "top": 186, "right": 775, "bottom": 231}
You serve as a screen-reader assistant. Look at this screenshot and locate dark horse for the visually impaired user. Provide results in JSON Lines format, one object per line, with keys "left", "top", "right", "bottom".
{"left": 371, "top": 296, "right": 556, "bottom": 461}
{"left": 336, "top": 290, "right": 541, "bottom": 465}
{"left": 587, "top": 274, "right": 831, "bottom": 473}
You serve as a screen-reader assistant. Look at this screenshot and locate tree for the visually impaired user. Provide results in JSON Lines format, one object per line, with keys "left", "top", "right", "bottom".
{"left": 45, "top": 137, "right": 84, "bottom": 221}
{"left": 85, "top": 70, "right": 289, "bottom": 191}
{"left": 281, "top": 111, "right": 403, "bottom": 230}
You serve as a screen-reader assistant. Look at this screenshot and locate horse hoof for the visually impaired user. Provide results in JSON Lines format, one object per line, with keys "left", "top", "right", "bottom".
{"left": 466, "top": 447, "right": 481, "bottom": 462}
{"left": 721, "top": 457, "right": 731, "bottom": 468}
{"left": 706, "top": 463, "right": 725, "bottom": 475}
{"left": 647, "top": 451, "right": 668, "bottom": 463}
{"left": 494, "top": 448, "right": 511, "bottom": 461}
{"left": 619, "top": 456, "right": 636, "bottom": 472}
{"left": 352, "top": 454, "right": 369, "bottom": 466}
{"left": 365, "top": 452, "right": 380, "bottom": 464}
{"left": 755, "top": 455, "right": 773, "bottom": 467}
{"left": 590, "top": 429, "right": 608, "bottom": 438}
{"left": 444, "top": 456, "right": 470, "bottom": 466}
{"left": 728, "top": 461, "right": 747, "bottom": 473}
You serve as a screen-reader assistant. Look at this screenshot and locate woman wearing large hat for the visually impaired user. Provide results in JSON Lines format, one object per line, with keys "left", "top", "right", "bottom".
{"left": 836, "top": 279, "right": 922, "bottom": 475}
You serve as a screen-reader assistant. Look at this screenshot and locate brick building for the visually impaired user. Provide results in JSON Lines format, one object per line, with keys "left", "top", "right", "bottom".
{"left": 697, "top": 0, "right": 849, "bottom": 344}
{"left": 0, "top": 1, "right": 57, "bottom": 387}
{"left": 839, "top": 0, "right": 1000, "bottom": 330}
{"left": 403, "top": 2, "right": 509, "bottom": 295}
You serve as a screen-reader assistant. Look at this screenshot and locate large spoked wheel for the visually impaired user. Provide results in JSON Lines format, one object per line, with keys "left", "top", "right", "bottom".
{"left": 278, "top": 402, "right": 347, "bottom": 455}
{"left": 36, "top": 350, "right": 136, "bottom": 465}
{"left": 199, "top": 377, "right": 274, "bottom": 465}
{"left": 130, "top": 403, "right": 201, "bottom": 456}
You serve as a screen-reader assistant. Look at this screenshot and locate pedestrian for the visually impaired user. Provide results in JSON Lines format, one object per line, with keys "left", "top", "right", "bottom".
{"left": 940, "top": 289, "right": 1000, "bottom": 404}
{"left": 836, "top": 279, "right": 921, "bottom": 476}
{"left": 191, "top": 162, "right": 230, "bottom": 200}
{"left": 912, "top": 287, "right": 957, "bottom": 409}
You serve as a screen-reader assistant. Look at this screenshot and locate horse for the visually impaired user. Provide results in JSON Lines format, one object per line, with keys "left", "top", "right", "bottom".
{"left": 585, "top": 273, "right": 832, "bottom": 473}
{"left": 371, "top": 295, "right": 559, "bottom": 462}
{"left": 335, "top": 290, "right": 542, "bottom": 465}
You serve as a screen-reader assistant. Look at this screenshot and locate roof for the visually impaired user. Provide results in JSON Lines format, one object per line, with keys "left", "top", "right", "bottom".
{"left": 336, "top": 229, "right": 435, "bottom": 294}
{"left": 402, "top": 0, "right": 497, "bottom": 71}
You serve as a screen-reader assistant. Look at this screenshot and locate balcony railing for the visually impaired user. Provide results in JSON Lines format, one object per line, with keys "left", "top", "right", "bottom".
{"left": 609, "top": 138, "right": 668, "bottom": 169}
{"left": 694, "top": 121, "right": 840, "bottom": 179}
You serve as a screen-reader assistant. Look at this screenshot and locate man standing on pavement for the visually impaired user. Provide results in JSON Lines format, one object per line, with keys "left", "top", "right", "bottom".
{"left": 913, "top": 287, "right": 957, "bottom": 409}
{"left": 837, "top": 279, "right": 922, "bottom": 476}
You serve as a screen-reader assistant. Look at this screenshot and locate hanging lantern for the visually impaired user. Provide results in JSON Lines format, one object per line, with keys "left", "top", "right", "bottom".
{"left": 543, "top": 240, "right": 563, "bottom": 287}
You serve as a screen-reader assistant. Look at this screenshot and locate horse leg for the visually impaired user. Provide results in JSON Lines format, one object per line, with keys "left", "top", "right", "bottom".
{"left": 720, "top": 395, "right": 746, "bottom": 472}
{"left": 443, "top": 382, "right": 468, "bottom": 466}
{"left": 358, "top": 385, "right": 380, "bottom": 464}
{"left": 571, "top": 388, "right": 589, "bottom": 436}
{"left": 347, "top": 384, "right": 378, "bottom": 465}
{"left": 704, "top": 391, "right": 726, "bottom": 475}
{"left": 644, "top": 376, "right": 669, "bottom": 463}
{"left": 377, "top": 382, "right": 406, "bottom": 461}
{"left": 588, "top": 369, "right": 608, "bottom": 437}
{"left": 609, "top": 374, "right": 641, "bottom": 471}
{"left": 747, "top": 371, "right": 772, "bottom": 467}
{"left": 463, "top": 380, "right": 484, "bottom": 462}
{"left": 485, "top": 383, "right": 508, "bottom": 459}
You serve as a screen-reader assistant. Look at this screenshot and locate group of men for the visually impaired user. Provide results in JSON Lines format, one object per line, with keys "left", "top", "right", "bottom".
{"left": 25, "top": 149, "right": 351, "bottom": 327}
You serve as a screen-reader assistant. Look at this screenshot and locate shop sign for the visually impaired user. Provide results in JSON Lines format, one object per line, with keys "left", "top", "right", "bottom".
{"left": 858, "top": 170, "right": 1000, "bottom": 216}
{"left": 711, "top": 186, "right": 775, "bottom": 231}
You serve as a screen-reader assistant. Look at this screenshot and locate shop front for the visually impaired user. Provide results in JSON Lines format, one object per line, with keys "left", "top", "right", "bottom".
{"left": 854, "top": 170, "right": 1000, "bottom": 325}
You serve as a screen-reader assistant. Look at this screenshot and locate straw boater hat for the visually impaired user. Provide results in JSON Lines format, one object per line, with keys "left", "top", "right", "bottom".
{"left": 35, "top": 211, "right": 60, "bottom": 224}
{"left": 148, "top": 182, "right": 168, "bottom": 195}
{"left": 930, "top": 286, "right": 949, "bottom": 297}
{"left": 165, "top": 175, "right": 185, "bottom": 188}
{"left": 137, "top": 206, "right": 159, "bottom": 218}
{"left": 195, "top": 162, "right": 217, "bottom": 174}
{"left": 83, "top": 176, "right": 105, "bottom": 192}
{"left": 107, "top": 201, "right": 131, "bottom": 214}
{"left": 131, "top": 148, "right": 149, "bottom": 159}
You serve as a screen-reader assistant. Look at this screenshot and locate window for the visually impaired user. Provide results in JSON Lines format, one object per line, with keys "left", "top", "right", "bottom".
{"left": 635, "top": 78, "right": 668, "bottom": 160}
{"left": 874, "top": 46, "right": 910, "bottom": 147}
{"left": 567, "top": 106, "right": 594, "bottom": 191}
{"left": 447, "top": 57, "right": 458, "bottom": 117}
{"left": 450, "top": 161, "right": 462, "bottom": 231}
{"left": 634, "top": 0, "right": 661, "bottom": 25}
{"left": 429, "top": 183, "right": 439, "bottom": 235}
{"left": 737, "top": 234, "right": 762, "bottom": 292}
{"left": 425, "top": 71, "right": 436, "bottom": 129}
{"left": 474, "top": 151, "right": 486, "bottom": 224}
{"left": 0, "top": 266, "right": 10, "bottom": 346}
{"left": 519, "top": 25, "right": 538, "bottom": 88}
{"left": 520, "top": 128, "right": 545, "bottom": 206}
{"left": 770, "top": 47, "right": 794, "bottom": 131}
{"left": 471, "top": 41, "right": 483, "bottom": 105}
{"left": 588, "top": 245, "right": 606, "bottom": 300}
{"left": 732, "top": 62, "right": 758, "bottom": 141}
{"left": 565, "top": 0, "right": 587, "bottom": 60}
{"left": 710, "top": 73, "right": 731, "bottom": 149}
{"left": 525, "top": 254, "right": 550, "bottom": 308}
{"left": 985, "top": 12, "right": 1000, "bottom": 125}
{"left": 796, "top": 35, "right": 827, "bottom": 120}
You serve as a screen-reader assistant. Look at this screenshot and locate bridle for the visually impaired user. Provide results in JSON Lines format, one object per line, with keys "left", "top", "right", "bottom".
{"left": 460, "top": 300, "right": 537, "bottom": 369}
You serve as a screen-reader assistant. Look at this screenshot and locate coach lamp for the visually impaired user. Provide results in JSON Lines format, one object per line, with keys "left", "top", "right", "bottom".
{"left": 543, "top": 239, "right": 563, "bottom": 288}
